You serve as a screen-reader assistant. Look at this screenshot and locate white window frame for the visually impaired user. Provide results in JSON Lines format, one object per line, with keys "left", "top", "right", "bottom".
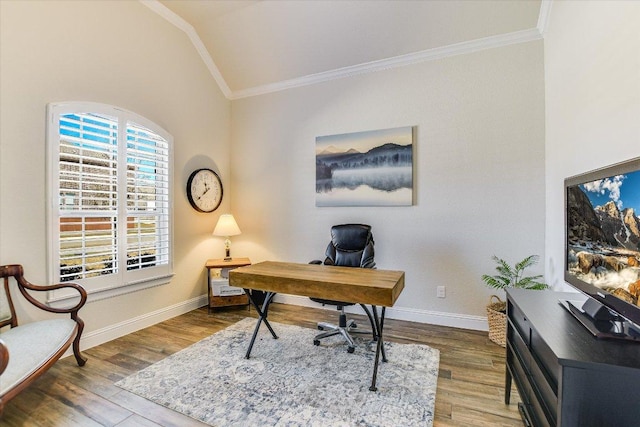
{"left": 46, "top": 102, "right": 174, "bottom": 306}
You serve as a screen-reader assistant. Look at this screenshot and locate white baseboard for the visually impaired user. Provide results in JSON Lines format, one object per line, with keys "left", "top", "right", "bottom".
{"left": 63, "top": 295, "right": 208, "bottom": 359}
{"left": 63, "top": 293, "right": 487, "bottom": 360}
{"left": 273, "top": 294, "right": 488, "bottom": 331}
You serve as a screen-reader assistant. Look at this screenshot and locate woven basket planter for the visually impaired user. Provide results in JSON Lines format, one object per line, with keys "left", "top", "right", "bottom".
{"left": 486, "top": 295, "right": 507, "bottom": 347}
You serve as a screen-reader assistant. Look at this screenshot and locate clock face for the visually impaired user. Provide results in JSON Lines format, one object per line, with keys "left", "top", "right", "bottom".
{"left": 187, "top": 168, "right": 223, "bottom": 213}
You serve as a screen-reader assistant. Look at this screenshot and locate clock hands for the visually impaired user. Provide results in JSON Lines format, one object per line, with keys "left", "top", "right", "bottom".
{"left": 196, "top": 183, "right": 210, "bottom": 201}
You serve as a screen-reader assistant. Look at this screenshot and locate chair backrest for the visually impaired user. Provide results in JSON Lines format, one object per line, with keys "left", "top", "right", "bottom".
{"left": 324, "top": 224, "right": 375, "bottom": 268}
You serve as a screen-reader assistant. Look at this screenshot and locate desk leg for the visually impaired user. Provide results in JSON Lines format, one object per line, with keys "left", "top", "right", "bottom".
{"left": 372, "top": 305, "right": 387, "bottom": 362}
{"left": 359, "top": 304, "right": 378, "bottom": 342}
{"left": 370, "top": 306, "right": 387, "bottom": 392}
{"left": 245, "top": 291, "right": 278, "bottom": 359}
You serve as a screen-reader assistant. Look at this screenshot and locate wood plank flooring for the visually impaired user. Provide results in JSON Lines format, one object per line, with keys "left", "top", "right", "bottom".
{"left": 1, "top": 303, "right": 523, "bottom": 426}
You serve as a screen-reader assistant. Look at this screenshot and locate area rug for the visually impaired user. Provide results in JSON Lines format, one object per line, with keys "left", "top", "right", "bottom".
{"left": 115, "top": 318, "right": 439, "bottom": 426}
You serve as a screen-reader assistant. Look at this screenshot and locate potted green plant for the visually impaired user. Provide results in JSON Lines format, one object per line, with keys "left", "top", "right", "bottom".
{"left": 482, "top": 255, "right": 548, "bottom": 346}
{"left": 482, "top": 255, "right": 548, "bottom": 291}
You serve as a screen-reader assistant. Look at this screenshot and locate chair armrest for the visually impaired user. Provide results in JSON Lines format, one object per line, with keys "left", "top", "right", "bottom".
{"left": 362, "top": 260, "right": 376, "bottom": 269}
{"left": 15, "top": 275, "right": 87, "bottom": 315}
{"left": 0, "top": 338, "right": 8, "bottom": 377}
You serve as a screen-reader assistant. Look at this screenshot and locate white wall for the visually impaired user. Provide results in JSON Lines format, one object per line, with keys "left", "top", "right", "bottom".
{"left": 544, "top": 1, "right": 640, "bottom": 290}
{"left": 0, "top": 1, "right": 231, "bottom": 345}
{"left": 6, "top": 0, "right": 600, "bottom": 339}
{"left": 231, "top": 41, "right": 546, "bottom": 328}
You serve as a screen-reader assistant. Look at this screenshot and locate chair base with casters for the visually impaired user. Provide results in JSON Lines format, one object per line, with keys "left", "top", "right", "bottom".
{"left": 311, "top": 300, "right": 378, "bottom": 353}
{"left": 314, "top": 311, "right": 375, "bottom": 353}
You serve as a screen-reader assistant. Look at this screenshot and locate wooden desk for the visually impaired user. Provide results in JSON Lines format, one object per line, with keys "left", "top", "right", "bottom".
{"left": 229, "top": 261, "right": 405, "bottom": 391}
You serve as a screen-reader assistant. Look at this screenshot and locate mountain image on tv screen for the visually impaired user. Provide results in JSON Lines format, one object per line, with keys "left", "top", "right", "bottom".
{"left": 567, "top": 170, "right": 640, "bottom": 305}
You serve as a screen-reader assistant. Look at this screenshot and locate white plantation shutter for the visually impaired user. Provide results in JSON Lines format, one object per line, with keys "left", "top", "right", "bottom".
{"left": 125, "top": 122, "right": 170, "bottom": 271}
{"left": 58, "top": 112, "right": 119, "bottom": 281}
{"left": 47, "top": 103, "right": 173, "bottom": 304}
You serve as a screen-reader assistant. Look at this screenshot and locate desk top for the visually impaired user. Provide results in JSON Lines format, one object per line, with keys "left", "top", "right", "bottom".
{"left": 229, "top": 261, "right": 404, "bottom": 307}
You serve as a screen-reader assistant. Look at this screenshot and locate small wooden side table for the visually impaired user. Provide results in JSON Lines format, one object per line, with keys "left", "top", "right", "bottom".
{"left": 205, "top": 258, "right": 251, "bottom": 312}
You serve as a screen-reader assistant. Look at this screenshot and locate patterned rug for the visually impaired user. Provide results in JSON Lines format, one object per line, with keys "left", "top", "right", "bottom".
{"left": 116, "top": 318, "right": 439, "bottom": 426}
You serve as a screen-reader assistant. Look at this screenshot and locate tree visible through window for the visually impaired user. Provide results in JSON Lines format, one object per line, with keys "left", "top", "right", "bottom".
{"left": 47, "top": 102, "right": 173, "bottom": 302}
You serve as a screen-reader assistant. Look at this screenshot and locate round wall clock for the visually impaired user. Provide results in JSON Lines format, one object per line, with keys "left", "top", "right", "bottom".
{"left": 186, "top": 168, "right": 223, "bottom": 213}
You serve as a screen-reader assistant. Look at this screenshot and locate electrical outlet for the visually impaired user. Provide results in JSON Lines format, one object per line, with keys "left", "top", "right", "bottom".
{"left": 437, "top": 285, "right": 446, "bottom": 298}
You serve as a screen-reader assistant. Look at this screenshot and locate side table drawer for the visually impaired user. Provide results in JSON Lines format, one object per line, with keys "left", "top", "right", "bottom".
{"left": 209, "top": 293, "right": 248, "bottom": 308}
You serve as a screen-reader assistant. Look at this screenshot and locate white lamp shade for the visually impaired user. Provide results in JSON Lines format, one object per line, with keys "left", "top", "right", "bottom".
{"left": 213, "top": 214, "right": 241, "bottom": 237}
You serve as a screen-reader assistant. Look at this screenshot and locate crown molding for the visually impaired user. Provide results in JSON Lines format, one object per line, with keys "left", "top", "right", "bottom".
{"left": 140, "top": 0, "right": 232, "bottom": 98}
{"left": 230, "top": 27, "right": 543, "bottom": 100}
{"left": 142, "top": 0, "right": 550, "bottom": 101}
{"left": 537, "top": 0, "right": 554, "bottom": 36}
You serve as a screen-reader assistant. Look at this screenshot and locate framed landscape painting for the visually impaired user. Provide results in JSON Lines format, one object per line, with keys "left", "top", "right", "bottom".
{"left": 316, "top": 126, "right": 414, "bottom": 207}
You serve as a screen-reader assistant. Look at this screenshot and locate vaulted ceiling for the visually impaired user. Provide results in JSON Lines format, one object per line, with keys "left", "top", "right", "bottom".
{"left": 147, "top": 0, "right": 547, "bottom": 99}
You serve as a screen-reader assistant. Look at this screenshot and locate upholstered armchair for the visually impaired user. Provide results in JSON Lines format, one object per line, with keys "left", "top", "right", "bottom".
{"left": 0, "top": 264, "right": 87, "bottom": 414}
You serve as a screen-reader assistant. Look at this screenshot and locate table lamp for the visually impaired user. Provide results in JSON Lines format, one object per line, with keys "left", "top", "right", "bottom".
{"left": 213, "top": 214, "right": 241, "bottom": 261}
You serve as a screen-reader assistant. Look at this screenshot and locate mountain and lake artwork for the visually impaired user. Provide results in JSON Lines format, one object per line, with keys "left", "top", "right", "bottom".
{"left": 567, "top": 170, "right": 640, "bottom": 305}
{"left": 315, "top": 126, "right": 413, "bottom": 207}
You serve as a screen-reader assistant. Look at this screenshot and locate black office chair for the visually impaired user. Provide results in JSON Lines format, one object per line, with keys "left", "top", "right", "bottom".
{"left": 310, "top": 224, "right": 378, "bottom": 353}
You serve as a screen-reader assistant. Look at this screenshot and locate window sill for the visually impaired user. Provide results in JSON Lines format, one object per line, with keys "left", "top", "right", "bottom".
{"left": 47, "top": 273, "right": 174, "bottom": 309}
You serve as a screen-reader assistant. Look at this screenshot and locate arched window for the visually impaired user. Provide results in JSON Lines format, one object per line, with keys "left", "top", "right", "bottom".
{"left": 47, "top": 102, "right": 173, "bottom": 304}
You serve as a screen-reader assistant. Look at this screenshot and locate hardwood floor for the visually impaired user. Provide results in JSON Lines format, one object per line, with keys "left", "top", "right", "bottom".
{"left": 1, "top": 303, "right": 523, "bottom": 426}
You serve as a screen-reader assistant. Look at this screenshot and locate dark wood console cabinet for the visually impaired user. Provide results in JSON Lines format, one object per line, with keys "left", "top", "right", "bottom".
{"left": 505, "top": 288, "right": 640, "bottom": 427}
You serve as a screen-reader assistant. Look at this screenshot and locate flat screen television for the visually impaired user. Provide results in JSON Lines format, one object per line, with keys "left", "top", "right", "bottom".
{"left": 564, "top": 156, "right": 640, "bottom": 340}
